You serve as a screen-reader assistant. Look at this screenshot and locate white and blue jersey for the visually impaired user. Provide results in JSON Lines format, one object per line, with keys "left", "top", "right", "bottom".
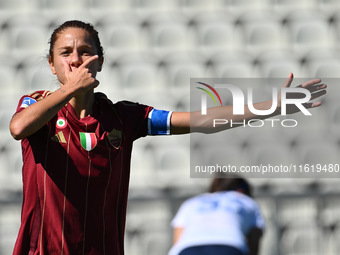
{"left": 169, "top": 191, "right": 265, "bottom": 255}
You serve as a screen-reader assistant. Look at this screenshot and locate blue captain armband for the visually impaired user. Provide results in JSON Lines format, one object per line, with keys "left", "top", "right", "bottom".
{"left": 148, "top": 109, "right": 173, "bottom": 135}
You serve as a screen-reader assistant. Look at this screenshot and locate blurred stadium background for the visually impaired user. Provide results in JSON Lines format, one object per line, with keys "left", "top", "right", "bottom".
{"left": 1, "top": 0, "right": 340, "bottom": 254}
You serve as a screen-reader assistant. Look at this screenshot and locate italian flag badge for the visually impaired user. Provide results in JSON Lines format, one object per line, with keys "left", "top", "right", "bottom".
{"left": 79, "top": 132, "right": 97, "bottom": 151}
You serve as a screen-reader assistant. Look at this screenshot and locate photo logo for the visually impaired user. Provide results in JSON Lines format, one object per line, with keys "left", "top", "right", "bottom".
{"left": 196, "top": 82, "right": 312, "bottom": 128}
{"left": 196, "top": 82, "right": 223, "bottom": 109}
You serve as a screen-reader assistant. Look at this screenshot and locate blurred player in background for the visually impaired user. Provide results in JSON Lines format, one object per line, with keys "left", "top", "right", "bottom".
{"left": 9, "top": 20, "right": 326, "bottom": 254}
{"left": 169, "top": 175, "right": 264, "bottom": 255}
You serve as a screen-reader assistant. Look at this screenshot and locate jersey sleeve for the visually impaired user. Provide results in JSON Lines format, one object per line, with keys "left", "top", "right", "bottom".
{"left": 14, "top": 91, "right": 52, "bottom": 115}
{"left": 171, "top": 198, "right": 196, "bottom": 228}
{"left": 116, "top": 100, "right": 173, "bottom": 140}
{"left": 116, "top": 101, "right": 153, "bottom": 141}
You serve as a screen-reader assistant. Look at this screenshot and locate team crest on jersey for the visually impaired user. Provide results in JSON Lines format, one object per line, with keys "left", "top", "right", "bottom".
{"left": 80, "top": 132, "right": 97, "bottom": 151}
{"left": 56, "top": 117, "right": 67, "bottom": 129}
{"left": 107, "top": 129, "right": 122, "bottom": 149}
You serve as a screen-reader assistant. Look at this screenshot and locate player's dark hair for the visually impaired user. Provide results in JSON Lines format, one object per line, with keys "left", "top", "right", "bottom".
{"left": 209, "top": 174, "right": 252, "bottom": 197}
{"left": 48, "top": 20, "right": 104, "bottom": 61}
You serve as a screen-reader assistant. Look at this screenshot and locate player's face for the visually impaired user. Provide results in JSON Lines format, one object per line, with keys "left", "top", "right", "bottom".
{"left": 49, "top": 27, "right": 103, "bottom": 85}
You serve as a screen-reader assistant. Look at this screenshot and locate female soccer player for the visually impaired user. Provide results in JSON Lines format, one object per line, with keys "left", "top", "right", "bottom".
{"left": 169, "top": 175, "right": 264, "bottom": 255}
{"left": 9, "top": 20, "right": 326, "bottom": 255}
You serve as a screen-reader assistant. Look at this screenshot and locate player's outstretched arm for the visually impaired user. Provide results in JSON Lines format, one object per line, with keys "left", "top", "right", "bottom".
{"left": 170, "top": 73, "right": 327, "bottom": 135}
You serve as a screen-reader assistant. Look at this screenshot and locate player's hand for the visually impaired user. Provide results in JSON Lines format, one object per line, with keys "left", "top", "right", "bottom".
{"left": 64, "top": 55, "right": 100, "bottom": 94}
{"left": 277, "top": 73, "right": 327, "bottom": 115}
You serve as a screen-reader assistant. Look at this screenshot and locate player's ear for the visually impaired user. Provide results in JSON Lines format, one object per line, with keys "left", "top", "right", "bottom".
{"left": 49, "top": 57, "right": 57, "bottom": 75}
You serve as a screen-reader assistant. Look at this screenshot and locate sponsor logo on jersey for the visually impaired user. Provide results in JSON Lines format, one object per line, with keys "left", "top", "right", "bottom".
{"left": 107, "top": 129, "right": 122, "bottom": 149}
{"left": 20, "top": 97, "right": 36, "bottom": 108}
{"left": 80, "top": 132, "right": 97, "bottom": 151}
{"left": 51, "top": 131, "right": 67, "bottom": 144}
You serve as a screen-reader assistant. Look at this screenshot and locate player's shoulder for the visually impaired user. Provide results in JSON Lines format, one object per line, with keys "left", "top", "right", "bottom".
{"left": 25, "top": 90, "right": 52, "bottom": 101}
{"left": 94, "top": 93, "right": 138, "bottom": 108}
{"left": 227, "top": 191, "right": 260, "bottom": 208}
{"left": 113, "top": 100, "right": 152, "bottom": 115}
{"left": 117, "top": 100, "right": 147, "bottom": 108}
{"left": 18, "top": 90, "right": 52, "bottom": 109}
{"left": 184, "top": 193, "right": 211, "bottom": 204}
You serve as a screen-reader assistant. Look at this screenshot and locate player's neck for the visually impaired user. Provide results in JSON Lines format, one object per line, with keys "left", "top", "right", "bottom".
{"left": 69, "top": 90, "right": 94, "bottom": 119}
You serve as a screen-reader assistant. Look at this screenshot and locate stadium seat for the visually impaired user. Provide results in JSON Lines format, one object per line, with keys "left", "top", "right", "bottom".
{"left": 307, "top": 58, "right": 340, "bottom": 78}
{"left": 272, "top": 0, "right": 318, "bottom": 13}
{"left": 47, "top": 13, "right": 99, "bottom": 30}
{"left": 148, "top": 22, "right": 193, "bottom": 52}
{"left": 242, "top": 21, "right": 285, "bottom": 53}
{"left": 39, "top": 0, "right": 87, "bottom": 12}
{"left": 17, "top": 57, "right": 56, "bottom": 92}
{"left": 319, "top": 0, "right": 340, "bottom": 15}
{"left": 132, "top": 0, "right": 177, "bottom": 11}
{"left": 327, "top": 225, "right": 340, "bottom": 253}
{"left": 256, "top": 49, "right": 307, "bottom": 78}
{"left": 320, "top": 197, "right": 340, "bottom": 228}
{"left": 152, "top": 145, "right": 191, "bottom": 188}
{"left": 11, "top": 26, "right": 47, "bottom": 53}
{"left": 209, "top": 50, "right": 260, "bottom": 78}
{"left": 120, "top": 62, "right": 160, "bottom": 90}
{"left": 328, "top": 103, "right": 340, "bottom": 141}
{"left": 0, "top": 27, "right": 9, "bottom": 55}
{"left": 278, "top": 198, "right": 318, "bottom": 227}
{"left": 129, "top": 140, "right": 158, "bottom": 190}
{"left": 280, "top": 225, "right": 322, "bottom": 255}
{"left": 4, "top": 15, "right": 48, "bottom": 58}
{"left": 228, "top": 0, "right": 271, "bottom": 14}
{"left": 104, "top": 24, "right": 146, "bottom": 53}
{"left": 258, "top": 220, "right": 280, "bottom": 255}
{"left": 193, "top": 18, "right": 242, "bottom": 53}
{"left": 0, "top": 58, "right": 22, "bottom": 96}
{"left": 0, "top": 205, "right": 21, "bottom": 255}
{"left": 293, "top": 142, "right": 340, "bottom": 179}
{"left": 87, "top": 0, "right": 132, "bottom": 13}
{"left": 98, "top": 14, "right": 146, "bottom": 57}
{"left": 106, "top": 52, "right": 161, "bottom": 96}
{"left": 179, "top": 0, "right": 223, "bottom": 10}
{"left": 161, "top": 51, "right": 208, "bottom": 90}
{"left": 284, "top": 10, "right": 334, "bottom": 54}
{"left": 131, "top": 91, "right": 177, "bottom": 111}
{"left": 259, "top": 58, "right": 305, "bottom": 78}
{"left": 0, "top": 0, "right": 38, "bottom": 11}
{"left": 143, "top": 12, "right": 195, "bottom": 53}
{"left": 125, "top": 199, "right": 172, "bottom": 255}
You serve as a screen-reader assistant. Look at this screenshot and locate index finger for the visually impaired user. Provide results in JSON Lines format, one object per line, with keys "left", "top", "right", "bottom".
{"left": 301, "top": 78, "right": 322, "bottom": 88}
{"left": 282, "top": 72, "right": 294, "bottom": 88}
{"left": 62, "top": 59, "right": 72, "bottom": 81}
{"left": 81, "top": 55, "right": 99, "bottom": 68}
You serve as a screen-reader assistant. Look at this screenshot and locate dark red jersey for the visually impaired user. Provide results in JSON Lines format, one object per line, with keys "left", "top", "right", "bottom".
{"left": 13, "top": 91, "right": 153, "bottom": 255}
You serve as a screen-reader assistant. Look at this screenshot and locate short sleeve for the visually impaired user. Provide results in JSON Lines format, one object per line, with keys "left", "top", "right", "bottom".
{"left": 171, "top": 198, "right": 196, "bottom": 228}
{"left": 14, "top": 91, "right": 51, "bottom": 115}
{"left": 115, "top": 101, "right": 154, "bottom": 141}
